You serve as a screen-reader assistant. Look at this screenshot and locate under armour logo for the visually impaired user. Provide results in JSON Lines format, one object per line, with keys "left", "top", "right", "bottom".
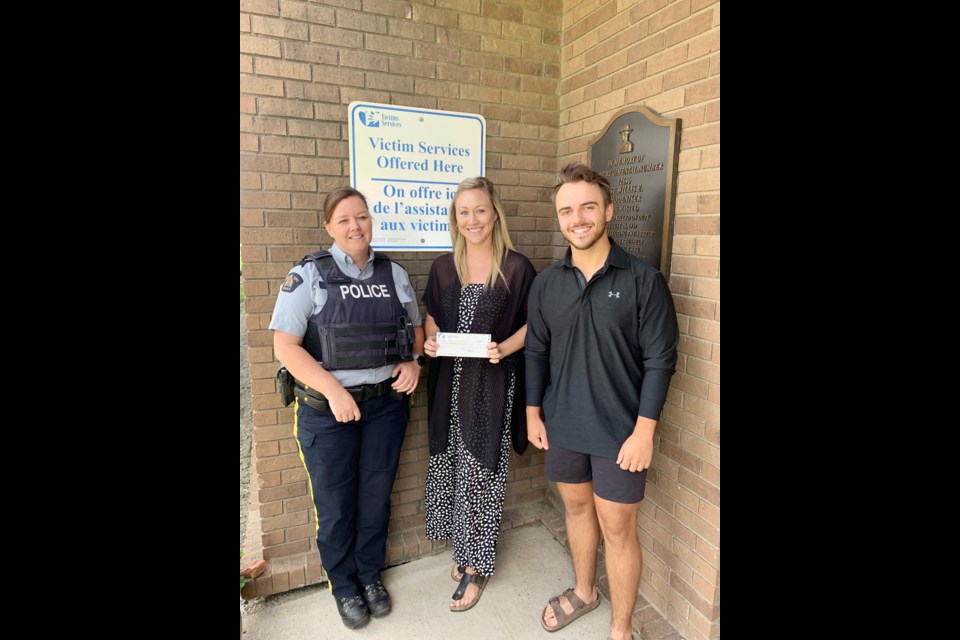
{"left": 608, "top": 291, "right": 620, "bottom": 298}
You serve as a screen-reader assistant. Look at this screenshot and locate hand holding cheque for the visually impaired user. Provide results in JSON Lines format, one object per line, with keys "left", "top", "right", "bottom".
{"left": 425, "top": 332, "right": 505, "bottom": 364}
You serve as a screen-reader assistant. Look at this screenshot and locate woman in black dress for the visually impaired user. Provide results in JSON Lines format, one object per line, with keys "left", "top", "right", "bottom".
{"left": 422, "top": 176, "right": 537, "bottom": 612}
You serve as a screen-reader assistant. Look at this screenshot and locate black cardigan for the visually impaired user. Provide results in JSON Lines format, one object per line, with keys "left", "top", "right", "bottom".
{"left": 423, "top": 250, "right": 538, "bottom": 468}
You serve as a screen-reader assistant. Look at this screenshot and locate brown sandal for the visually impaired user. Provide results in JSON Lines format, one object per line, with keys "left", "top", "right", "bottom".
{"left": 449, "top": 572, "right": 489, "bottom": 612}
{"left": 540, "top": 587, "right": 601, "bottom": 632}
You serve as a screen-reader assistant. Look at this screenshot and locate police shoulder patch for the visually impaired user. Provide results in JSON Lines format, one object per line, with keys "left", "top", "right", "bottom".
{"left": 281, "top": 273, "right": 304, "bottom": 293}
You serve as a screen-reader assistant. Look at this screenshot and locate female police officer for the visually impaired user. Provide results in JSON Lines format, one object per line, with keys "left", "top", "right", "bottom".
{"left": 270, "top": 187, "right": 425, "bottom": 630}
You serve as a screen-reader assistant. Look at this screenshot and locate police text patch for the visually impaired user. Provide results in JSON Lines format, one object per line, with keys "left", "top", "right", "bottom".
{"left": 281, "top": 273, "right": 303, "bottom": 293}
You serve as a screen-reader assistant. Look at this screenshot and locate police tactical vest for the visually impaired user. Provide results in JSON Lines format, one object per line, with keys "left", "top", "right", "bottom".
{"left": 301, "top": 251, "right": 414, "bottom": 370}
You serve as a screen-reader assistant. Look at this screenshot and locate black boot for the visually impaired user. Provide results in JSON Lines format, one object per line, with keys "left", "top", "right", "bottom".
{"left": 335, "top": 594, "right": 370, "bottom": 629}
{"left": 362, "top": 580, "right": 392, "bottom": 618}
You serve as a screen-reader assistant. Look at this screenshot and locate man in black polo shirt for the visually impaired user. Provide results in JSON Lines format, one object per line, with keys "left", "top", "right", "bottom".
{"left": 525, "top": 163, "right": 679, "bottom": 640}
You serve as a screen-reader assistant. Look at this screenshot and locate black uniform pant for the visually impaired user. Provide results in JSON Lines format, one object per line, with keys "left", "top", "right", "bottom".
{"left": 295, "top": 392, "right": 409, "bottom": 598}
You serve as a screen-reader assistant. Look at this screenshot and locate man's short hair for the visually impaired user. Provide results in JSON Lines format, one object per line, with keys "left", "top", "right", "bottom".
{"left": 551, "top": 163, "right": 613, "bottom": 208}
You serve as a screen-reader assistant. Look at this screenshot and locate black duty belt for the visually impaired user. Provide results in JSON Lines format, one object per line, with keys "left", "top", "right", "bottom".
{"left": 294, "top": 377, "right": 402, "bottom": 412}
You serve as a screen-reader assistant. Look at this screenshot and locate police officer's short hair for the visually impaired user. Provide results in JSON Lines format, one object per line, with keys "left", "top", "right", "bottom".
{"left": 323, "top": 187, "right": 369, "bottom": 224}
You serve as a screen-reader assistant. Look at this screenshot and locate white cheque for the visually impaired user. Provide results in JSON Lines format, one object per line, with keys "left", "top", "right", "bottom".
{"left": 435, "top": 332, "right": 492, "bottom": 358}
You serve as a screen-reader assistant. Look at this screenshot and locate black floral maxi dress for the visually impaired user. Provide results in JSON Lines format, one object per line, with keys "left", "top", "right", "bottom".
{"left": 424, "top": 284, "right": 514, "bottom": 577}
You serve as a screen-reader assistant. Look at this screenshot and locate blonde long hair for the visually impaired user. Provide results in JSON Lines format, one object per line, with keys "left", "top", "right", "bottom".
{"left": 448, "top": 176, "right": 515, "bottom": 291}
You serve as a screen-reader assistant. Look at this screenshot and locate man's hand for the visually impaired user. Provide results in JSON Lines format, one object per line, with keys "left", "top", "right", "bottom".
{"left": 615, "top": 416, "right": 657, "bottom": 471}
{"left": 527, "top": 407, "right": 549, "bottom": 450}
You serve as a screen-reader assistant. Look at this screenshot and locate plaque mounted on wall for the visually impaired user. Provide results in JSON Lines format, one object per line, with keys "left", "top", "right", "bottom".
{"left": 588, "top": 106, "right": 680, "bottom": 274}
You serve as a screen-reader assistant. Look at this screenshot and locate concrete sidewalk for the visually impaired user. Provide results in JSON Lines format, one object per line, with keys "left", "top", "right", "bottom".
{"left": 242, "top": 524, "right": 619, "bottom": 639}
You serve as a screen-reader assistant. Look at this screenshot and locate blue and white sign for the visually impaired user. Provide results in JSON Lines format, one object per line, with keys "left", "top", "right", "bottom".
{"left": 349, "top": 102, "right": 486, "bottom": 251}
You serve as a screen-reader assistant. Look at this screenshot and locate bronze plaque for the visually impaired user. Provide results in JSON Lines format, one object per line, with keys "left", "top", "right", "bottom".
{"left": 588, "top": 106, "right": 680, "bottom": 274}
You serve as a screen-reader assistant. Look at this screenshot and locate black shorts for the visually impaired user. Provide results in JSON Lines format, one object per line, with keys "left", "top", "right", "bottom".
{"left": 544, "top": 445, "right": 648, "bottom": 504}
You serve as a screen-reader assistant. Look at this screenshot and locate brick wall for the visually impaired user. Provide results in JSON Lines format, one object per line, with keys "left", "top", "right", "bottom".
{"left": 557, "top": 2, "right": 720, "bottom": 639}
{"left": 241, "top": 3, "right": 720, "bottom": 639}
{"left": 241, "top": 0, "right": 563, "bottom": 598}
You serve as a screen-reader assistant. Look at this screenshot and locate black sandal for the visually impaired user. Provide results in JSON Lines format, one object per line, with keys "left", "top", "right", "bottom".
{"left": 451, "top": 564, "right": 466, "bottom": 582}
{"left": 450, "top": 572, "right": 489, "bottom": 612}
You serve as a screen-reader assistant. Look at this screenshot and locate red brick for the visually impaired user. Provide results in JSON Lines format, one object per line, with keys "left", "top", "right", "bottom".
{"left": 390, "top": 18, "right": 436, "bottom": 41}
{"left": 240, "top": 114, "right": 286, "bottom": 135}
{"left": 503, "top": 21, "right": 540, "bottom": 42}
{"left": 241, "top": 559, "right": 269, "bottom": 580}
{"left": 624, "top": 32, "right": 663, "bottom": 68}
{"left": 262, "top": 540, "right": 310, "bottom": 560}
{"left": 338, "top": 10, "right": 387, "bottom": 34}
{"left": 685, "top": 76, "right": 719, "bottom": 105}
{"left": 664, "top": 58, "right": 710, "bottom": 90}
{"left": 677, "top": 168, "right": 719, "bottom": 193}
{"left": 523, "top": 40, "right": 560, "bottom": 63}
{"left": 365, "top": 32, "right": 412, "bottom": 56}
{"left": 363, "top": 0, "right": 408, "bottom": 18}
{"left": 261, "top": 509, "right": 309, "bottom": 536}
{"left": 240, "top": 0, "right": 279, "bottom": 16}
{"left": 260, "top": 501, "right": 283, "bottom": 519}
{"left": 663, "top": 10, "right": 712, "bottom": 46}
{"left": 256, "top": 58, "right": 311, "bottom": 81}
{"left": 255, "top": 437, "right": 280, "bottom": 457}
{"left": 312, "top": 65, "right": 364, "bottom": 88}
{"left": 659, "top": 438, "right": 702, "bottom": 474}
{"left": 680, "top": 122, "right": 720, "bottom": 151}
{"left": 252, "top": 412, "right": 279, "bottom": 428}
{"left": 256, "top": 452, "right": 305, "bottom": 474}
{"left": 240, "top": 134, "right": 258, "bottom": 152}
{"left": 289, "top": 157, "right": 341, "bottom": 175}
{"left": 280, "top": 438, "right": 300, "bottom": 455}
{"left": 682, "top": 393, "right": 719, "bottom": 427}
{"left": 625, "top": 75, "right": 664, "bottom": 103}
{"left": 673, "top": 294, "right": 716, "bottom": 320}
{"left": 251, "top": 378, "right": 275, "bottom": 396}
{"left": 706, "top": 384, "right": 719, "bottom": 407}
{"left": 412, "top": 3, "right": 459, "bottom": 26}
{"left": 251, "top": 15, "right": 308, "bottom": 40}
{"left": 676, "top": 504, "right": 719, "bottom": 548}
{"left": 240, "top": 75, "right": 284, "bottom": 97}
{"left": 504, "top": 57, "right": 541, "bottom": 76}
{"left": 647, "top": 44, "right": 687, "bottom": 78}
{"left": 239, "top": 95, "right": 257, "bottom": 115}
{"left": 650, "top": 0, "right": 692, "bottom": 35}
{"left": 283, "top": 41, "right": 338, "bottom": 64}
{"left": 281, "top": 467, "right": 308, "bottom": 484}
{"left": 262, "top": 174, "right": 316, "bottom": 193}
{"left": 285, "top": 523, "right": 318, "bottom": 542}
{"left": 688, "top": 29, "right": 720, "bottom": 59}
{"left": 239, "top": 191, "right": 291, "bottom": 210}
{"left": 261, "top": 136, "right": 316, "bottom": 156}
{"left": 239, "top": 154, "right": 288, "bottom": 174}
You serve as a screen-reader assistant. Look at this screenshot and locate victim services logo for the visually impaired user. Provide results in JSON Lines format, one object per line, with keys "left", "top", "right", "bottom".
{"left": 358, "top": 111, "right": 380, "bottom": 127}
{"left": 357, "top": 109, "right": 401, "bottom": 128}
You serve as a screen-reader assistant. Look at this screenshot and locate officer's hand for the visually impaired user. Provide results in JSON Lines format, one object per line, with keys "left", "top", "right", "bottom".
{"left": 328, "top": 389, "right": 361, "bottom": 423}
{"left": 487, "top": 342, "right": 503, "bottom": 364}
{"left": 391, "top": 360, "right": 420, "bottom": 395}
